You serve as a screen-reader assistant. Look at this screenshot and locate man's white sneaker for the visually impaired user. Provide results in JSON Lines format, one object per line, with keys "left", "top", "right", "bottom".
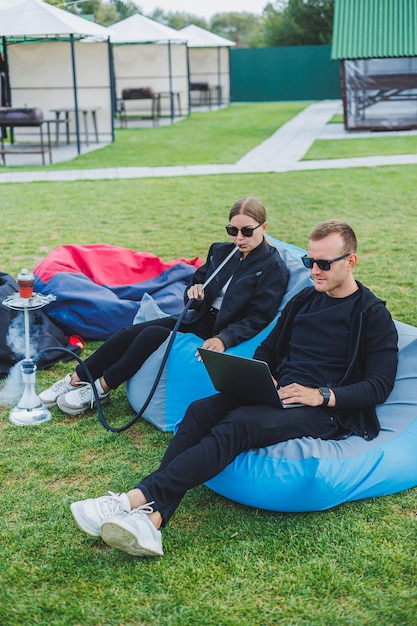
{"left": 100, "top": 503, "right": 163, "bottom": 557}
{"left": 57, "top": 380, "right": 110, "bottom": 415}
{"left": 70, "top": 491, "right": 131, "bottom": 537}
{"left": 39, "top": 373, "right": 75, "bottom": 407}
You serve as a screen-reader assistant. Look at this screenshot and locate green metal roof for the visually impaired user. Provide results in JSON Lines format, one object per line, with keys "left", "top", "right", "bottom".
{"left": 332, "top": 0, "right": 417, "bottom": 59}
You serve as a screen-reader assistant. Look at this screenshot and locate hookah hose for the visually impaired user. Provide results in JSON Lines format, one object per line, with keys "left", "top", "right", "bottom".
{"left": 37, "top": 305, "right": 193, "bottom": 433}
{"left": 36, "top": 245, "right": 240, "bottom": 433}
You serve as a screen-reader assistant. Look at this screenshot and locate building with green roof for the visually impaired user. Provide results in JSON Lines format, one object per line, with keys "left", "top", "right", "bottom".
{"left": 332, "top": 0, "right": 417, "bottom": 130}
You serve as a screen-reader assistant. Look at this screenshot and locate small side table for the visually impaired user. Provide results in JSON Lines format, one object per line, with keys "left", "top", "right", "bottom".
{"left": 50, "top": 107, "right": 100, "bottom": 145}
{"left": 156, "top": 92, "right": 182, "bottom": 118}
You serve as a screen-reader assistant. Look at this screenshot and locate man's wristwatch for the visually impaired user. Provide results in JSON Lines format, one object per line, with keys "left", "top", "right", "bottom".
{"left": 319, "top": 387, "right": 331, "bottom": 406}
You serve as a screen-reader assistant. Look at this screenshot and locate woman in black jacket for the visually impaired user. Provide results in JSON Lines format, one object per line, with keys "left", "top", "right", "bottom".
{"left": 40, "top": 196, "right": 289, "bottom": 415}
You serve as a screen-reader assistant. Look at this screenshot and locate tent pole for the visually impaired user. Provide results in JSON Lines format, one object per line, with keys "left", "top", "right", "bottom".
{"left": 70, "top": 34, "right": 81, "bottom": 155}
{"left": 227, "top": 47, "right": 232, "bottom": 105}
{"left": 1, "top": 37, "right": 11, "bottom": 106}
{"left": 185, "top": 44, "right": 191, "bottom": 117}
{"left": 217, "top": 47, "right": 222, "bottom": 107}
{"left": 107, "top": 37, "right": 115, "bottom": 143}
{"left": 1, "top": 37, "right": 13, "bottom": 143}
{"left": 167, "top": 40, "right": 174, "bottom": 123}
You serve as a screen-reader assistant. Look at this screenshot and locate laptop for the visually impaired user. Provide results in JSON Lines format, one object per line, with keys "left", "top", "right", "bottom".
{"left": 198, "top": 348, "right": 303, "bottom": 409}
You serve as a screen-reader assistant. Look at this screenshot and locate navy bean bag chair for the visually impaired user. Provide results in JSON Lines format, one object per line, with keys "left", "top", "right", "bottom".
{"left": 34, "top": 244, "right": 202, "bottom": 340}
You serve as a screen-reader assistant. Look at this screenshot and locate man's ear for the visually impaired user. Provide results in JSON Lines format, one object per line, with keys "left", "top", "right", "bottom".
{"left": 347, "top": 253, "right": 358, "bottom": 270}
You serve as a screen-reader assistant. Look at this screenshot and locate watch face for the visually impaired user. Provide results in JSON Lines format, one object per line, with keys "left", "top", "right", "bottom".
{"left": 319, "top": 387, "right": 331, "bottom": 403}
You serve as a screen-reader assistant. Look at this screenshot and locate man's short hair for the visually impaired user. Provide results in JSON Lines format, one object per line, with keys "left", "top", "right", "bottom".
{"left": 309, "top": 220, "right": 357, "bottom": 254}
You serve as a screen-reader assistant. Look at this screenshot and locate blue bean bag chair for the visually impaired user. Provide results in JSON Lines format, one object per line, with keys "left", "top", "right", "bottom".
{"left": 127, "top": 237, "right": 417, "bottom": 512}
{"left": 205, "top": 320, "right": 417, "bottom": 511}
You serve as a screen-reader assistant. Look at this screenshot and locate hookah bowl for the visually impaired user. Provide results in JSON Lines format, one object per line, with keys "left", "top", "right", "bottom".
{"left": 2, "top": 270, "right": 56, "bottom": 426}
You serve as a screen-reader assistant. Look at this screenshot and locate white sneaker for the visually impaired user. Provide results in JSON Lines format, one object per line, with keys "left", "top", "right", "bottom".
{"left": 100, "top": 502, "right": 163, "bottom": 557}
{"left": 70, "top": 491, "right": 131, "bottom": 537}
{"left": 39, "top": 373, "right": 75, "bottom": 407}
{"left": 57, "top": 380, "right": 110, "bottom": 415}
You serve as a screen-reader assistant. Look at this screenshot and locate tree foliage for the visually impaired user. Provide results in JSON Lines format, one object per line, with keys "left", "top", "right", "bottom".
{"left": 210, "top": 12, "right": 264, "bottom": 47}
{"left": 45, "top": 0, "right": 334, "bottom": 47}
{"left": 148, "top": 10, "right": 209, "bottom": 31}
{"left": 263, "top": 0, "right": 334, "bottom": 46}
{"left": 109, "top": 0, "right": 140, "bottom": 21}
{"left": 45, "top": 0, "right": 140, "bottom": 25}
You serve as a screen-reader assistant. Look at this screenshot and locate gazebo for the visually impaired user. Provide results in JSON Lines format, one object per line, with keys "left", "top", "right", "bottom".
{"left": 178, "top": 24, "right": 235, "bottom": 108}
{"left": 108, "top": 14, "right": 189, "bottom": 122}
{"left": 0, "top": 0, "right": 114, "bottom": 154}
{"left": 332, "top": 0, "right": 417, "bottom": 130}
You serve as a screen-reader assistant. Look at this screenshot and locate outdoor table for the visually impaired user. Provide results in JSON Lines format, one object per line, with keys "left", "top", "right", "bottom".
{"left": 157, "top": 91, "right": 182, "bottom": 118}
{"left": 117, "top": 88, "right": 159, "bottom": 127}
{"left": 50, "top": 107, "right": 100, "bottom": 146}
{"left": 190, "top": 83, "right": 221, "bottom": 109}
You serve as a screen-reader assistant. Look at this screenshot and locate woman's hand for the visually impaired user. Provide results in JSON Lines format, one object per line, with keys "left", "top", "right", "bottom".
{"left": 188, "top": 284, "right": 204, "bottom": 301}
{"left": 196, "top": 337, "right": 225, "bottom": 359}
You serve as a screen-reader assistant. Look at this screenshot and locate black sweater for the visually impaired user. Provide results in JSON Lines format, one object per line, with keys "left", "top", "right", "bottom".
{"left": 183, "top": 239, "right": 289, "bottom": 349}
{"left": 254, "top": 282, "right": 398, "bottom": 439}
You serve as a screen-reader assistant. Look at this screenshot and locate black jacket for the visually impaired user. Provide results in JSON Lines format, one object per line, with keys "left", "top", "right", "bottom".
{"left": 254, "top": 282, "right": 398, "bottom": 439}
{"left": 183, "top": 239, "right": 289, "bottom": 349}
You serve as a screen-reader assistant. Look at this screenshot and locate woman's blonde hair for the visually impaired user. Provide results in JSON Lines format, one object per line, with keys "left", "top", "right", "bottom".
{"left": 229, "top": 197, "right": 266, "bottom": 225}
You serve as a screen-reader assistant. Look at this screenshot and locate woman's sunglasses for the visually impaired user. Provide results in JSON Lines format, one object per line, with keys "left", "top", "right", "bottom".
{"left": 226, "top": 223, "right": 263, "bottom": 238}
{"left": 301, "top": 252, "right": 350, "bottom": 271}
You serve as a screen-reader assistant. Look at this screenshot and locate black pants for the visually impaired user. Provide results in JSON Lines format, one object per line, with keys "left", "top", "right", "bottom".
{"left": 136, "top": 393, "right": 343, "bottom": 525}
{"left": 75, "top": 312, "right": 216, "bottom": 390}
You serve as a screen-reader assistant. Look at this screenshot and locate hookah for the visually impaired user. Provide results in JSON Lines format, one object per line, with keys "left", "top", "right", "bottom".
{"left": 2, "top": 268, "right": 56, "bottom": 426}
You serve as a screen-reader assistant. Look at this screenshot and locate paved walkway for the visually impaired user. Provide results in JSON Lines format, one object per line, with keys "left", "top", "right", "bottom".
{"left": 1, "top": 100, "right": 417, "bottom": 184}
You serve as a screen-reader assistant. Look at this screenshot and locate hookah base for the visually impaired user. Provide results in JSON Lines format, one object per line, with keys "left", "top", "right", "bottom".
{"left": 9, "top": 405, "right": 51, "bottom": 426}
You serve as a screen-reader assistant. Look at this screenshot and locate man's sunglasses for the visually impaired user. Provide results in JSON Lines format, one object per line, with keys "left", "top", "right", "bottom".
{"left": 301, "top": 252, "right": 350, "bottom": 271}
{"left": 226, "top": 223, "right": 263, "bottom": 237}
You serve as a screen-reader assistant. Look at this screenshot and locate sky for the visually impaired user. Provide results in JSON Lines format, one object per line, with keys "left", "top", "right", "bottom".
{"left": 137, "top": 0, "right": 268, "bottom": 20}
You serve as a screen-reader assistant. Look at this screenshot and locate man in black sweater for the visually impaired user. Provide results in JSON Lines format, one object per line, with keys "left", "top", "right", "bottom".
{"left": 70, "top": 220, "right": 398, "bottom": 557}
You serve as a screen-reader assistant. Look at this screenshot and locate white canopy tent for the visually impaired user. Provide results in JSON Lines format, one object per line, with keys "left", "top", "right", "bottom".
{"left": 108, "top": 14, "right": 189, "bottom": 121}
{"left": 178, "top": 24, "right": 235, "bottom": 107}
{"left": 0, "top": 0, "right": 114, "bottom": 153}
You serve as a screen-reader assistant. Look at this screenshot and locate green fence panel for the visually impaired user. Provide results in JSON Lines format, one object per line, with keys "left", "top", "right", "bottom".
{"left": 230, "top": 45, "right": 341, "bottom": 102}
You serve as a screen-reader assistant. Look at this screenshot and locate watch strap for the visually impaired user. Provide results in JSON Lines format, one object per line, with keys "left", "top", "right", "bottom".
{"left": 319, "top": 386, "right": 331, "bottom": 406}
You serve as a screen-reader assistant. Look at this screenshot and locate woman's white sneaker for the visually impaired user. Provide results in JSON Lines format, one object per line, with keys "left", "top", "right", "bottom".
{"left": 39, "top": 373, "right": 74, "bottom": 407}
{"left": 100, "top": 503, "right": 163, "bottom": 557}
{"left": 57, "top": 380, "right": 110, "bottom": 415}
{"left": 70, "top": 491, "right": 131, "bottom": 537}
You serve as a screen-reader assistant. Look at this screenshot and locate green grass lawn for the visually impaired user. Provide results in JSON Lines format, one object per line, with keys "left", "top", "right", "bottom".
{"left": 308, "top": 110, "right": 417, "bottom": 160}
{"left": 0, "top": 102, "right": 310, "bottom": 172}
{"left": 0, "top": 104, "right": 417, "bottom": 625}
{"left": 304, "top": 135, "right": 417, "bottom": 160}
{"left": 327, "top": 113, "right": 344, "bottom": 124}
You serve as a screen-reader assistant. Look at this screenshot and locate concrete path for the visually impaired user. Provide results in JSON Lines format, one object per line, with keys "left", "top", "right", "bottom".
{"left": 1, "top": 100, "right": 417, "bottom": 184}
{"left": 235, "top": 99, "right": 341, "bottom": 171}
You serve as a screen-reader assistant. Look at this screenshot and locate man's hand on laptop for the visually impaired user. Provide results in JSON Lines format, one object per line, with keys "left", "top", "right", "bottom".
{"left": 278, "top": 383, "right": 334, "bottom": 407}
{"left": 196, "top": 337, "right": 226, "bottom": 360}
